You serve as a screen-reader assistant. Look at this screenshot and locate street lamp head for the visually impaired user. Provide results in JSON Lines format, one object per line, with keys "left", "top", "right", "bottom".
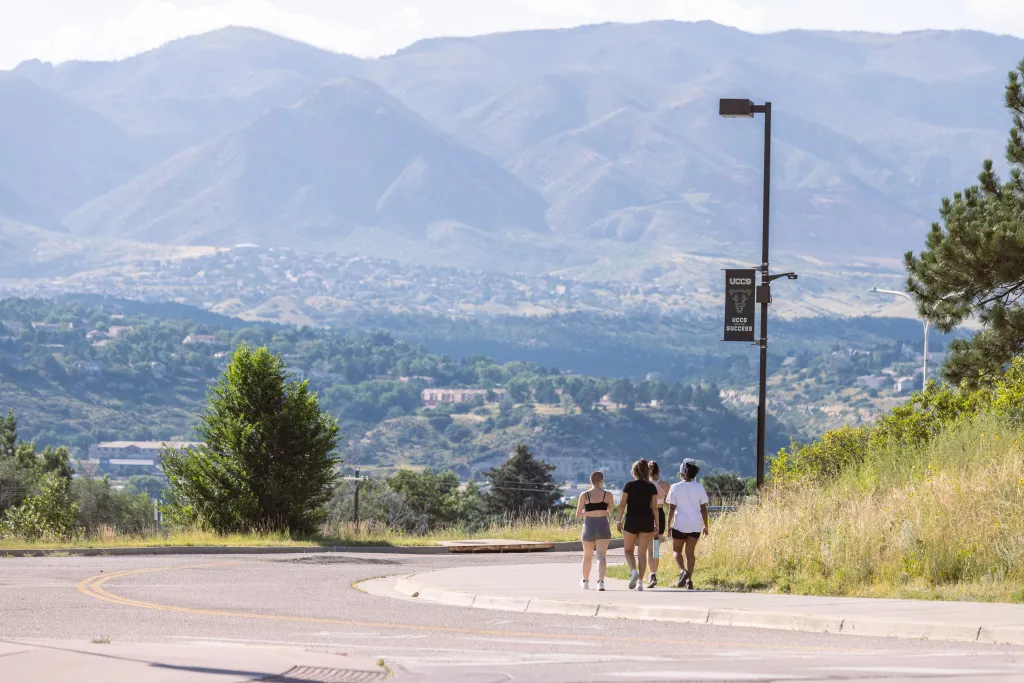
{"left": 719, "top": 98, "right": 755, "bottom": 118}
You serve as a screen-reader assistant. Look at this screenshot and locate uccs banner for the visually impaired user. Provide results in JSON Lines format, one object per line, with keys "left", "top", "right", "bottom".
{"left": 724, "top": 269, "right": 756, "bottom": 342}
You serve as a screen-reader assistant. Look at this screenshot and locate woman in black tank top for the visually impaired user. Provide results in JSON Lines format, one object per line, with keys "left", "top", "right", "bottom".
{"left": 575, "top": 471, "right": 612, "bottom": 591}
{"left": 615, "top": 459, "right": 659, "bottom": 591}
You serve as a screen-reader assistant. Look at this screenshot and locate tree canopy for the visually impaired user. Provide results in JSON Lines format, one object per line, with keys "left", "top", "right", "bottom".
{"left": 906, "top": 59, "right": 1024, "bottom": 386}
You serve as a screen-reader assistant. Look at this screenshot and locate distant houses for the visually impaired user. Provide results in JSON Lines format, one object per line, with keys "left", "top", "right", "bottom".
{"left": 421, "top": 388, "right": 505, "bottom": 408}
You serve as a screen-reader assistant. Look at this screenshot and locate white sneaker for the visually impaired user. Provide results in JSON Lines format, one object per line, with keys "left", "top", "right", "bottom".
{"left": 636, "top": 582, "right": 644, "bottom": 591}
{"left": 598, "top": 580, "right": 605, "bottom": 592}
{"left": 580, "top": 578, "right": 589, "bottom": 590}
{"left": 628, "top": 569, "right": 639, "bottom": 590}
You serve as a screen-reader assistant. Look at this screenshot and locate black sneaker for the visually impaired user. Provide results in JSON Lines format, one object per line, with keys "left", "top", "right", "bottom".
{"left": 685, "top": 576, "right": 694, "bottom": 590}
{"left": 647, "top": 574, "right": 658, "bottom": 588}
{"left": 676, "top": 572, "right": 688, "bottom": 588}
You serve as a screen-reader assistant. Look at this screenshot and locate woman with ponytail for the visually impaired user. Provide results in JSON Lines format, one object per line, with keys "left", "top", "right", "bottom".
{"left": 615, "top": 458, "right": 659, "bottom": 591}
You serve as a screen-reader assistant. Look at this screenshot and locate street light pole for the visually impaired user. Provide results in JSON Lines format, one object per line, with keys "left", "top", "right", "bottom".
{"left": 755, "top": 101, "right": 771, "bottom": 491}
{"left": 720, "top": 99, "right": 795, "bottom": 489}
{"left": 870, "top": 288, "right": 929, "bottom": 385}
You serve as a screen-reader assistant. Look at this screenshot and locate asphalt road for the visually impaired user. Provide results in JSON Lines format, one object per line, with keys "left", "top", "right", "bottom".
{"left": 2, "top": 551, "right": 1023, "bottom": 682}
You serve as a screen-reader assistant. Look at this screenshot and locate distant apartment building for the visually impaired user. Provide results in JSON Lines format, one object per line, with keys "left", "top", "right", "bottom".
{"left": 88, "top": 441, "right": 202, "bottom": 468}
{"left": 420, "top": 388, "right": 505, "bottom": 407}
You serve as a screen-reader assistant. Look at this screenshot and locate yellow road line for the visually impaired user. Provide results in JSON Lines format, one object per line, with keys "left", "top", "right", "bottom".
{"left": 74, "top": 564, "right": 882, "bottom": 653}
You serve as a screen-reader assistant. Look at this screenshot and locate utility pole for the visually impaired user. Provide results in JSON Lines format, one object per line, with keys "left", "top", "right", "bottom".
{"left": 353, "top": 468, "right": 361, "bottom": 525}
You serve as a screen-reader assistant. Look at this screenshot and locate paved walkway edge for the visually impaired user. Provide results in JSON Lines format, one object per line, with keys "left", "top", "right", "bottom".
{"left": 392, "top": 573, "right": 1024, "bottom": 646}
{"left": 1, "top": 538, "right": 622, "bottom": 558}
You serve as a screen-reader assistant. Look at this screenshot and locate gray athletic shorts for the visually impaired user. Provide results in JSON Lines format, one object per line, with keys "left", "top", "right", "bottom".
{"left": 581, "top": 516, "right": 612, "bottom": 542}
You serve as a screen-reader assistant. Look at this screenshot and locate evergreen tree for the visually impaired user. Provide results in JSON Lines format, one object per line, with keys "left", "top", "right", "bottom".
{"left": 484, "top": 444, "right": 560, "bottom": 516}
{"left": 906, "top": 59, "right": 1024, "bottom": 385}
{"left": 162, "top": 344, "right": 341, "bottom": 534}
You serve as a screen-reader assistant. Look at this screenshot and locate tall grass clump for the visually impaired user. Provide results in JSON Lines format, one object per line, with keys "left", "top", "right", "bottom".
{"left": 695, "top": 358, "right": 1024, "bottom": 602}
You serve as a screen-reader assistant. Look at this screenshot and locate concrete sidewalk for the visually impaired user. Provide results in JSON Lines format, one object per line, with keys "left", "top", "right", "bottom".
{"left": 0, "top": 639, "right": 389, "bottom": 683}
{"left": 381, "top": 562, "right": 1024, "bottom": 646}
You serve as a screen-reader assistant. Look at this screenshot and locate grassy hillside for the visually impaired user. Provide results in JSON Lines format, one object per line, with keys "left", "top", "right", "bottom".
{"left": 619, "top": 360, "right": 1024, "bottom": 602}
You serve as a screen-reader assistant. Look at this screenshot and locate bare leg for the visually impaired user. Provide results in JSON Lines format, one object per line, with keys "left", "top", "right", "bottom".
{"left": 672, "top": 537, "right": 686, "bottom": 572}
{"left": 596, "top": 538, "right": 610, "bottom": 581}
{"left": 636, "top": 532, "right": 653, "bottom": 580}
{"left": 685, "top": 537, "right": 699, "bottom": 577}
{"left": 623, "top": 531, "right": 638, "bottom": 572}
{"left": 581, "top": 540, "right": 595, "bottom": 581}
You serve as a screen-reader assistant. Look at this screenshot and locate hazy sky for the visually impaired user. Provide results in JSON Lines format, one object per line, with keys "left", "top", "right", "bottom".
{"left": 3, "top": 0, "right": 1024, "bottom": 69}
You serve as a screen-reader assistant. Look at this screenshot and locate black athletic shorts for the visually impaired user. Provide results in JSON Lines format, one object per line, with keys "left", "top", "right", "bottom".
{"left": 623, "top": 514, "right": 655, "bottom": 535}
{"left": 672, "top": 529, "right": 701, "bottom": 540}
{"left": 658, "top": 508, "right": 666, "bottom": 535}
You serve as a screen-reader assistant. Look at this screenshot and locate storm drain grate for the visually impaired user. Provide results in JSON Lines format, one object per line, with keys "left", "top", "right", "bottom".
{"left": 257, "top": 665, "right": 388, "bottom": 682}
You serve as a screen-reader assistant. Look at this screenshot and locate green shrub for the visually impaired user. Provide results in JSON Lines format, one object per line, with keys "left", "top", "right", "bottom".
{"left": 772, "top": 370, "right": 1001, "bottom": 486}
{"left": 992, "top": 357, "right": 1024, "bottom": 424}
{"left": 73, "top": 477, "right": 153, "bottom": 534}
{"left": 770, "top": 426, "right": 870, "bottom": 485}
{"left": 0, "top": 472, "right": 82, "bottom": 541}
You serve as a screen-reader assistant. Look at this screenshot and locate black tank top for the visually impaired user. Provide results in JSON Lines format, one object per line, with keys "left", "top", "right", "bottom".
{"left": 583, "top": 490, "right": 609, "bottom": 511}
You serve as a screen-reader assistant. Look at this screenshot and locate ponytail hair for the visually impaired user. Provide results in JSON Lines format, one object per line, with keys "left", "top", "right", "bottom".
{"left": 631, "top": 458, "right": 651, "bottom": 481}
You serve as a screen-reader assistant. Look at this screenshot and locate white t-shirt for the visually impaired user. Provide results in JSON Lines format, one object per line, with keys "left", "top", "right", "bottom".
{"left": 667, "top": 480, "right": 709, "bottom": 533}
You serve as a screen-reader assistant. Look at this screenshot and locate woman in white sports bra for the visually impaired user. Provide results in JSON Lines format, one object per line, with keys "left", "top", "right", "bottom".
{"left": 646, "top": 461, "right": 671, "bottom": 588}
{"left": 575, "top": 470, "right": 613, "bottom": 591}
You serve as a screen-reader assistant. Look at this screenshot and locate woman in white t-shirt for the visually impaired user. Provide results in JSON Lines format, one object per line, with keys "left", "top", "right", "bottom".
{"left": 665, "top": 458, "right": 709, "bottom": 590}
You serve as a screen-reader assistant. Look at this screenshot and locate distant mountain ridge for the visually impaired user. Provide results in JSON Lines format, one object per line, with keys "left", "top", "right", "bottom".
{"left": 67, "top": 77, "right": 548, "bottom": 247}
{"left": 3, "top": 21, "right": 1023, "bottom": 272}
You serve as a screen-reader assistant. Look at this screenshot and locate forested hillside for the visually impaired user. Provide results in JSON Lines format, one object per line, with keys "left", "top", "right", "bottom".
{"left": 0, "top": 298, "right": 787, "bottom": 480}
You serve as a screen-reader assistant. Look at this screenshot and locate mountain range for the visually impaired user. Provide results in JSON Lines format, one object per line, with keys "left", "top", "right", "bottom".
{"left": 3, "top": 21, "right": 1022, "bottom": 277}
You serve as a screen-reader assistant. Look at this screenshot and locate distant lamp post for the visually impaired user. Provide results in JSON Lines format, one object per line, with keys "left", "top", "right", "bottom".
{"left": 719, "top": 98, "right": 796, "bottom": 490}
{"left": 870, "top": 287, "right": 931, "bottom": 386}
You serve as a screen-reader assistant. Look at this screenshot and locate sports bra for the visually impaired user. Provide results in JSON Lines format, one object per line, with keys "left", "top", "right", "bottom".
{"left": 583, "top": 490, "right": 609, "bottom": 511}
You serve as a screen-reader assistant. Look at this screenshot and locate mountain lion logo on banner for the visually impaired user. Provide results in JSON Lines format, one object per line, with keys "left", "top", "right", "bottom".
{"left": 730, "top": 290, "right": 750, "bottom": 313}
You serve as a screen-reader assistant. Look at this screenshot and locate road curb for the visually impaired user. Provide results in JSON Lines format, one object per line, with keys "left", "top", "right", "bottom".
{"left": 1, "top": 538, "right": 620, "bottom": 558}
{"left": 395, "top": 573, "right": 1024, "bottom": 645}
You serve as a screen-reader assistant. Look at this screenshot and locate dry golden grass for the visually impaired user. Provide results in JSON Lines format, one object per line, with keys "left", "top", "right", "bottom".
{"left": 612, "top": 415, "right": 1024, "bottom": 602}
{"left": 0, "top": 516, "right": 581, "bottom": 551}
